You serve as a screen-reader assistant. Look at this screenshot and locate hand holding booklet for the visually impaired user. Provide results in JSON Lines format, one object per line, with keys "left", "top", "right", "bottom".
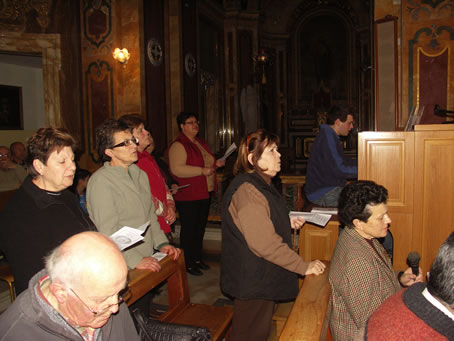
{"left": 289, "top": 211, "right": 331, "bottom": 227}
{"left": 110, "top": 221, "right": 149, "bottom": 251}
{"left": 219, "top": 142, "right": 237, "bottom": 161}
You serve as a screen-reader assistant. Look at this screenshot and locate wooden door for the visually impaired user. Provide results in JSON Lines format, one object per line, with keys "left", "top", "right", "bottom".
{"left": 358, "top": 132, "right": 415, "bottom": 271}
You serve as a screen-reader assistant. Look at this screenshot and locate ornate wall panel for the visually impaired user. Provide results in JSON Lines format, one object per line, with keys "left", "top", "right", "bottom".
{"left": 80, "top": 0, "right": 113, "bottom": 162}
{"left": 85, "top": 61, "right": 114, "bottom": 161}
{"left": 403, "top": 0, "right": 454, "bottom": 125}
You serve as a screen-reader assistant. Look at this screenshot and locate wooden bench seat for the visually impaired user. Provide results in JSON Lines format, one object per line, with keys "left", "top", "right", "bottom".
{"left": 127, "top": 254, "right": 232, "bottom": 341}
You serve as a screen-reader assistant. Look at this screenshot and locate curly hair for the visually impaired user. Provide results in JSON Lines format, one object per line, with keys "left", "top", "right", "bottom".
{"left": 234, "top": 129, "right": 280, "bottom": 175}
{"left": 427, "top": 232, "right": 454, "bottom": 308}
{"left": 26, "top": 127, "right": 77, "bottom": 179}
{"left": 96, "top": 119, "right": 130, "bottom": 162}
{"left": 338, "top": 180, "right": 388, "bottom": 228}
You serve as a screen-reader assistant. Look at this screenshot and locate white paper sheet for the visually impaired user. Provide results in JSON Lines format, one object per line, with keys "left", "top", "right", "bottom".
{"left": 110, "top": 221, "right": 150, "bottom": 251}
{"left": 219, "top": 142, "right": 237, "bottom": 161}
{"left": 289, "top": 211, "right": 332, "bottom": 227}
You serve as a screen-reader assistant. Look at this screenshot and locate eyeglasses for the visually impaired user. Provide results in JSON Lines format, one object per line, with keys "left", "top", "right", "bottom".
{"left": 70, "top": 287, "right": 131, "bottom": 317}
{"left": 184, "top": 120, "right": 199, "bottom": 125}
{"left": 0, "top": 153, "right": 9, "bottom": 159}
{"left": 111, "top": 137, "right": 139, "bottom": 149}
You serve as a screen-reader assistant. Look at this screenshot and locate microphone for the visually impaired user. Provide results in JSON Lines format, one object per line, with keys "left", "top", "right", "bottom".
{"left": 407, "top": 251, "right": 420, "bottom": 276}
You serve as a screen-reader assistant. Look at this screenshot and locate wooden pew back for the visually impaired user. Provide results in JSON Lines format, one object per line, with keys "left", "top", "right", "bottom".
{"left": 127, "top": 254, "right": 232, "bottom": 340}
{"left": 279, "top": 261, "right": 332, "bottom": 341}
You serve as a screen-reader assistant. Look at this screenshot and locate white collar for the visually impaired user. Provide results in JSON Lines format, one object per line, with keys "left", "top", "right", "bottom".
{"left": 422, "top": 287, "right": 454, "bottom": 321}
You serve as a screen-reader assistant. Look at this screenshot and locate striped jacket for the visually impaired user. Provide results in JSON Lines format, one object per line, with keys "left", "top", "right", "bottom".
{"left": 329, "top": 227, "right": 401, "bottom": 341}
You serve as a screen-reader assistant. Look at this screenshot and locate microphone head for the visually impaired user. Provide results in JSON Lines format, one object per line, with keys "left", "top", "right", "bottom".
{"left": 407, "top": 251, "right": 420, "bottom": 267}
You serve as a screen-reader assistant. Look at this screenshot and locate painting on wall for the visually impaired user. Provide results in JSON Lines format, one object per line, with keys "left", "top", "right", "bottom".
{"left": 0, "top": 85, "right": 23, "bottom": 130}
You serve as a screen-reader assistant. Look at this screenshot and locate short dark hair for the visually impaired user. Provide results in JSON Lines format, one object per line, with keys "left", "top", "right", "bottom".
{"left": 338, "top": 180, "right": 388, "bottom": 228}
{"left": 95, "top": 119, "right": 130, "bottom": 162}
{"left": 9, "top": 141, "right": 25, "bottom": 155}
{"left": 176, "top": 112, "right": 198, "bottom": 131}
{"left": 26, "top": 128, "right": 77, "bottom": 179}
{"left": 118, "top": 114, "right": 145, "bottom": 131}
{"left": 327, "top": 106, "right": 354, "bottom": 125}
{"left": 427, "top": 232, "right": 454, "bottom": 308}
{"left": 234, "top": 129, "right": 280, "bottom": 175}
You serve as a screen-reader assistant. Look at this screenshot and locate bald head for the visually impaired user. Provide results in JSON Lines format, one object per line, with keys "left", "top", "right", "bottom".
{"left": 45, "top": 232, "right": 127, "bottom": 290}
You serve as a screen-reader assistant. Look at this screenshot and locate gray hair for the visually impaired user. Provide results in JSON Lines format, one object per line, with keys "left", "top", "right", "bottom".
{"left": 427, "top": 232, "right": 454, "bottom": 308}
{"left": 45, "top": 244, "right": 83, "bottom": 289}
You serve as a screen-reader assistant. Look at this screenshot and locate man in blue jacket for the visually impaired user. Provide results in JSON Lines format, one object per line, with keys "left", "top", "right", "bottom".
{"left": 305, "top": 105, "right": 357, "bottom": 207}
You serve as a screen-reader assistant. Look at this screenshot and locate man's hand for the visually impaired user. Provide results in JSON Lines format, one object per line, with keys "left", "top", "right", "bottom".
{"left": 399, "top": 267, "right": 424, "bottom": 287}
{"left": 290, "top": 216, "right": 306, "bottom": 229}
{"left": 160, "top": 245, "right": 181, "bottom": 260}
{"left": 135, "top": 257, "right": 161, "bottom": 272}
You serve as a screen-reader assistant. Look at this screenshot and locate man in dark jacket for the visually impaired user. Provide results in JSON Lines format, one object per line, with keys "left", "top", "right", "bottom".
{"left": 0, "top": 232, "right": 140, "bottom": 341}
{"left": 305, "top": 105, "right": 357, "bottom": 207}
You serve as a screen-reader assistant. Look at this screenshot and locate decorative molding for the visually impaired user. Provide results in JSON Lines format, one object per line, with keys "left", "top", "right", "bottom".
{"left": 85, "top": 60, "right": 114, "bottom": 161}
{"left": 407, "top": 0, "right": 454, "bottom": 20}
{"left": 184, "top": 52, "right": 196, "bottom": 77}
{"left": 408, "top": 25, "right": 454, "bottom": 113}
{"left": 0, "top": 0, "right": 50, "bottom": 32}
{"left": 82, "top": 0, "right": 112, "bottom": 48}
{"left": 0, "top": 32, "right": 62, "bottom": 127}
{"left": 147, "top": 38, "right": 163, "bottom": 66}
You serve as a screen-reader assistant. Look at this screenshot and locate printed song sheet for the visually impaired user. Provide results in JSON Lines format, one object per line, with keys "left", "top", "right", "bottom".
{"left": 289, "top": 211, "right": 331, "bottom": 227}
{"left": 110, "top": 221, "right": 150, "bottom": 251}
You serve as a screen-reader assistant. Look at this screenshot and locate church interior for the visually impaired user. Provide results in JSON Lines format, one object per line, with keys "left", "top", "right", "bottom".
{"left": 1, "top": 0, "right": 454, "bottom": 339}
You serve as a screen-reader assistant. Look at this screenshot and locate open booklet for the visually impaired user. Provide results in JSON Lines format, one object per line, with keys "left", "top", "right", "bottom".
{"left": 110, "top": 221, "right": 150, "bottom": 251}
{"left": 289, "top": 211, "right": 331, "bottom": 227}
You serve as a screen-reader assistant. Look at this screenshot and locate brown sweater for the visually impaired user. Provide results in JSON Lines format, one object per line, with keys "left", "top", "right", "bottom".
{"left": 228, "top": 175, "right": 309, "bottom": 276}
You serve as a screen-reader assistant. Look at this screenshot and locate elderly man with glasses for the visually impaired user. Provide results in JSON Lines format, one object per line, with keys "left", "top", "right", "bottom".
{"left": 0, "top": 145, "right": 27, "bottom": 191}
{"left": 0, "top": 231, "right": 140, "bottom": 340}
{"left": 87, "top": 119, "right": 180, "bottom": 315}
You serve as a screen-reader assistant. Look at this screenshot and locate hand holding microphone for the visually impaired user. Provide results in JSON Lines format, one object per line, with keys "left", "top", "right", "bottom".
{"left": 399, "top": 251, "right": 424, "bottom": 287}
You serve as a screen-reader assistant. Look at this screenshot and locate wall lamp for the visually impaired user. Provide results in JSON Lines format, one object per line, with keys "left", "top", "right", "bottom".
{"left": 113, "top": 48, "right": 130, "bottom": 64}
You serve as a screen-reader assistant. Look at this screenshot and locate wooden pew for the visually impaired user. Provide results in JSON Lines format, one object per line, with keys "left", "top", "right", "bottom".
{"left": 127, "top": 254, "right": 232, "bottom": 341}
{"left": 279, "top": 261, "right": 331, "bottom": 341}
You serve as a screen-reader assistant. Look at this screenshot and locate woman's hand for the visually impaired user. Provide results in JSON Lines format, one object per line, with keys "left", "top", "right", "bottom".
{"left": 216, "top": 159, "right": 226, "bottom": 168}
{"left": 160, "top": 245, "right": 181, "bottom": 260}
{"left": 136, "top": 257, "right": 161, "bottom": 272}
{"left": 399, "top": 267, "right": 424, "bottom": 287}
{"left": 164, "top": 207, "right": 176, "bottom": 224}
{"left": 305, "top": 260, "right": 326, "bottom": 276}
{"left": 170, "top": 184, "right": 179, "bottom": 195}
{"left": 290, "top": 216, "right": 306, "bottom": 230}
{"left": 202, "top": 167, "right": 214, "bottom": 176}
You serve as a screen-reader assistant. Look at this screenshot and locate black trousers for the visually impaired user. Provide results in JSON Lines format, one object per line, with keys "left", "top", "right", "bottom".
{"left": 230, "top": 298, "right": 275, "bottom": 341}
{"left": 176, "top": 197, "right": 211, "bottom": 268}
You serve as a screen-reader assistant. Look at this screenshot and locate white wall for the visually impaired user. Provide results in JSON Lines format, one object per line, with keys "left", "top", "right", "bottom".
{"left": 0, "top": 61, "right": 45, "bottom": 130}
{"left": 0, "top": 60, "right": 45, "bottom": 147}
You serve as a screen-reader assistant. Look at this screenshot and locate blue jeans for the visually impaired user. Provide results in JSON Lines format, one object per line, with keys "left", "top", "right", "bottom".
{"left": 312, "top": 186, "right": 343, "bottom": 207}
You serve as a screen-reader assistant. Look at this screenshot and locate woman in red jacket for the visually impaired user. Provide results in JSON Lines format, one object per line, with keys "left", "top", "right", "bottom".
{"left": 168, "top": 112, "right": 225, "bottom": 276}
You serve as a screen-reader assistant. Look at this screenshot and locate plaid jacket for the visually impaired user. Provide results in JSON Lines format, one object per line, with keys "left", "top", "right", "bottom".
{"left": 328, "top": 227, "right": 401, "bottom": 341}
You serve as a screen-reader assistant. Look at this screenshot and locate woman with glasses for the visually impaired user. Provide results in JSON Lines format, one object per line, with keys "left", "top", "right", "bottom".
{"left": 0, "top": 128, "right": 97, "bottom": 295}
{"left": 87, "top": 119, "right": 180, "bottom": 269}
{"left": 87, "top": 119, "right": 180, "bottom": 315}
{"left": 119, "top": 114, "right": 177, "bottom": 240}
{"left": 168, "top": 112, "right": 225, "bottom": 276}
